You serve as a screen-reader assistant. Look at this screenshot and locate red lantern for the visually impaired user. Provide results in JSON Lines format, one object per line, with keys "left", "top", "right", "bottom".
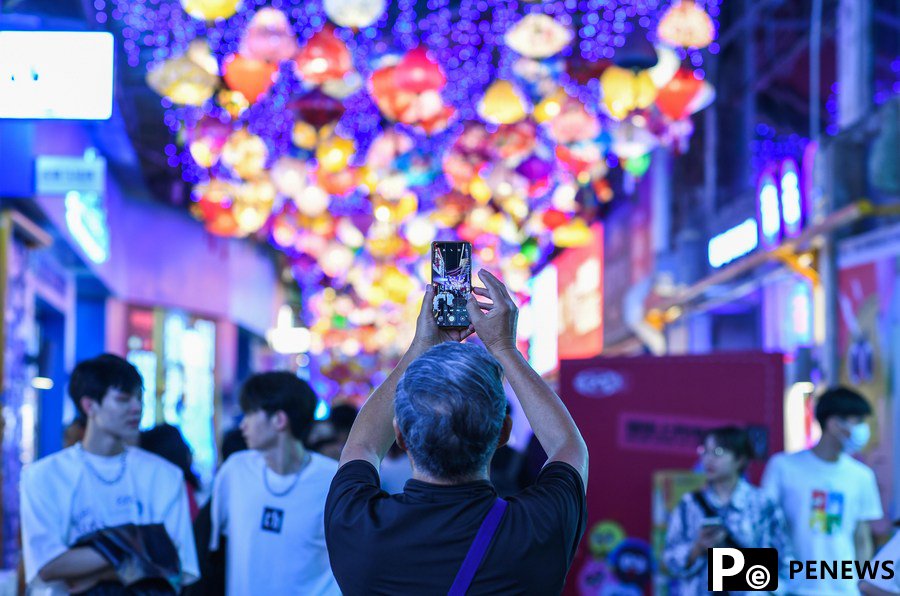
{"left": 293, "top": 26, "right": 352, "bottom": 84}
{"left": 655, "top": 68, "right": 704, "bottom": 121}
{"left": 394, "top": 47, "right": 446, "bottom": 93}
{"left": 222, "top": 54, "right": 278, "bottom": 103}
{"left": 541, "top": 208, "right": 569, "bottom": 230}
{"left": 317, "top": 167, "right": 361, "bottom": 196}
{"left": 288, "top": 89, "right": 345, "bottom": 129}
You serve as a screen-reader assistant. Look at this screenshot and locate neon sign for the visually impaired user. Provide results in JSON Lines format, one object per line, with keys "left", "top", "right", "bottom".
{"left": 708, "top": 218, "right": 759, "bottom": 268}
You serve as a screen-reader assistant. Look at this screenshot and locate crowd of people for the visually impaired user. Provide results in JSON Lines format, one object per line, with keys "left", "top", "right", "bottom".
{"left": 16, "top": 270, "right": 899, "bottom": 595}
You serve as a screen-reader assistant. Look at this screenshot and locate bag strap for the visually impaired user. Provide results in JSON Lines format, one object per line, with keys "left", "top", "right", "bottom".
{"left": 691, "top": 491, "right": 743, "bottom": 550}
{"left": 448, "top": 498, "right": 508, "bottom": 596}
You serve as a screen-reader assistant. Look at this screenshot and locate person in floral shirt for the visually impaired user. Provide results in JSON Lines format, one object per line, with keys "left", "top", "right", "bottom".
{"left": 664, "top": 426, "right": 792, "bottom": 595}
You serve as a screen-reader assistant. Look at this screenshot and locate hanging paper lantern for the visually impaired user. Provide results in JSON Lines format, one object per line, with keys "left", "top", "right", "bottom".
{"left": 611, "top": 120, "right": 659, "bottom": 159}
{"left": 320, "top": 242, "right": 356, "bottom": 278}
{"left": 655, "top": 68, "right": 704, "bottom": 120}
{"left": 504, "top": 14, "right": 573, "bottom": 59}
{"left": 317, "top": 167, "right": 361, "bottom": 196}
{"left": 233, "top": 179, "right": 276, "bottom": 235}
{"left": 271, "top": 156, "right": 309, "bottom": 199}
{"left": 241, "top": 8, "right": 298, "bottom": 63}
{"left": 146, "top": 40, "right": 219, "bottom": 106}
{"left": 217, "top": 89, "right": 250, "bottom": 118}
{"left": 295, "top": 184, "right": 331, "bottom": 217}
{"left": 623, "top": 153, "right": 653, "bottom": 177}
{"left": 541, "top": 208, "right": 569, "bottom": 230}
{"left": 600, "top": 66, "right": 658, "bottom": 120}
{"left": 534, "top": 88, "right": 567, "bottom": 123}
{"left": 321, "top": 72, "right": 364, "bottom": 100}
{"left": 181, "top": 0, "right": 241, "bottom": 21}
{"left": 552, "top": 218, "right": 593, "bottom": 247}
{"left": 614, "top": 30, "right": 658, "bottom": 70}
{"left": 686, "top": 80, "right": 716, "bottom": 115}
{"left": 395, "top": 47, "right": 446, "bottom": 94}
{"left": 336, "top": 218, "right": 366, "bottom": 249}
{"left": 221, "top": 129, "right": 268, "bottom": 179}
{"left": 658, "top": 0, "right": 715, "bottom": 49}
{"left": 323, "top": 0, "right": 386, "bottom": 29}
{"left": 478, "top": 80, "right": 528, "bottom": 125}
{"left": 546, "top": 97, "right": 601, "bottom": 144}
{"left": 188, "top": 116, "right": 231, "bottom": 168}
{"left": 512, "top": 58, "right": 564, "bottom": 103}
{"left": 515, "top": 154, "right": 554, "bottom": 196}
{"left": 289, "top": 90, "right": 346, "bottom": 130}
{"left": 222, "top": 54, "right": 278, "bottom": 103}
{"left": 403, "top": 215, "right": 437, "bottom": 249}
{"left": 316, "top": 135, "right": 355, "bottom": 173}
{"left": 648, "top": 45, "right": 680, "bottom": 88}
{"left": 293, "top": 26, "right": 352, "bottom": 85}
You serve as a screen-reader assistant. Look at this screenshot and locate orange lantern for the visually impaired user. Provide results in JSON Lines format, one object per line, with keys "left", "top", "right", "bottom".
{"left": 655, "top": 68, "right": 704, "bottom": 120}
{"left": 222, "top": 54, "right": 278, "bottom": 103}
{"left": 293, "top": 26, "right": 352, "bottom": 85}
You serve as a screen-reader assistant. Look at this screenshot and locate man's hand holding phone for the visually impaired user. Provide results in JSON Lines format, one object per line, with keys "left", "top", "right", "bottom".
{"left": 465, "top": 269, "right": 519, "bottom": 356}
{"left": 411, "top": 285, "right": 475, "bottom": 353}
{"left": 689, "top": 518, "right": 727, "bottom": 564}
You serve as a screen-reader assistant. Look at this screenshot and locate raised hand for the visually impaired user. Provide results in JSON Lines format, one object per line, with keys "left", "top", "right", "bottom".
{"left": 465, "top": 269, "right": 518, "bottom": 355}
{"left": 411, "top": 285, "right": 475, "bottom": 352}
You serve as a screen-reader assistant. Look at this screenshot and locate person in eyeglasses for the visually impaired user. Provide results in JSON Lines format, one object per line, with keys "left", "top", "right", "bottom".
{"left": 663, "top": 426, "right": 792, "bottom": 595}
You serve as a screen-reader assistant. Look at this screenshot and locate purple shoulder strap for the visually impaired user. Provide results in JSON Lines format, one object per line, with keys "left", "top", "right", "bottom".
{"left": 448, "top": 498, "right": 508, "bottom": 596}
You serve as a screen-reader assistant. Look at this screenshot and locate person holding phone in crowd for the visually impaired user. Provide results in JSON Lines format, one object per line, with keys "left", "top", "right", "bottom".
{"left": 664, "top": 426, "right": 792, "bottom": 594}
{"left": 325, "top": 270, "right": 588, "bottom": 595}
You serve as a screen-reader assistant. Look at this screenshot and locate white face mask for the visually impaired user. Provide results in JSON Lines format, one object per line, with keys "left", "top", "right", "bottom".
{"left": 844, "top": 422, "right": 871, "bottom": 454}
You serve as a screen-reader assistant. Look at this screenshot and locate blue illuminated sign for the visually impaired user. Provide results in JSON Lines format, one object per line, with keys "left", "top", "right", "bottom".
{"left": 708, "top": 219, "right": 759, "bottom": 268}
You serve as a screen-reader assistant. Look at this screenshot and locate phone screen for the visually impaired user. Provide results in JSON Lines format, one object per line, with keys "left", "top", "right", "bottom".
{"left": 432, "top": 241, "right": 472, "bottom": 328}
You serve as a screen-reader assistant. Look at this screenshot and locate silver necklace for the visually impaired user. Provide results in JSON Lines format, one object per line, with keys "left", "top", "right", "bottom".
{"left": 263, "top": 452, "right": 311, "bottom": 497}
{"left": 79, "top": 445, "right": 127, "bottom": 485}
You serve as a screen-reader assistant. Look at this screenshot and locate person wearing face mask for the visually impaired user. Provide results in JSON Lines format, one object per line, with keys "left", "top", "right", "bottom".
{"left": 663, "top": 427, "right": 792, "bottom": 595}
{"left": 762, "top": 386, "right": 883, "bottom": 595}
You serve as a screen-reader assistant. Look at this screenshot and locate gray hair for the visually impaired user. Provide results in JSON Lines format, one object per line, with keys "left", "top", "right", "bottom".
{"left": 395, "top": 342, "right": 506, "bottom": 480}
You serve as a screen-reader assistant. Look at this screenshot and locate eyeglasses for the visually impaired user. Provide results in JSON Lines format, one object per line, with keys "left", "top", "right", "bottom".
{"left": 697, "top": 446, "right": 729, "bottom": 458}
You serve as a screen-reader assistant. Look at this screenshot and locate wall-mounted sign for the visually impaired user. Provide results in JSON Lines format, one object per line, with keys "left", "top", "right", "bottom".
{"left": 0, "top": 31, "right": 114, "bottom": 120}
{"left": 36, "top": 153, "right": 106, "bottom": 196}
{"left": 708, "top": 218, "right": 759, "bottom": 268}
{"left": 528, "top": 264, "right": 558, "bottom": 376}
{"left": 65, "top": 191, "right": 110, "bottom": 264}
{"left": 556, "top": 224, "right": 604, "bottom": 359}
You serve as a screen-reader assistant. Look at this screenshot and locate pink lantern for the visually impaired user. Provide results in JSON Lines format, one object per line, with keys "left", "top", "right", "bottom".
{"left": 293, "top": 26, "right": 352, "bottom": 84}
{"left": 394, "top": 47, "right": 446, "bottom": 93}
{"left": 241, "top": 8, "right": 298, "bottom": 63}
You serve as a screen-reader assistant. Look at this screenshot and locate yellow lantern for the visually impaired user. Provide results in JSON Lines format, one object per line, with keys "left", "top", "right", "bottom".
{"left": 221, "top": 129, "right": 268, "bottom": 180}
{"left": 600, "top": 66, "right": 658, "bottom": 120}
{"left": 478, "top": 80, "right": 528, "bottom": 125}
{"left": 552, "top": 217, "right": 593, "bottom": 247}
{"left": 233, "top": 179, "right": 276, "bottom": 235}
{"left": 316, "top": 136, "right": 355, "bottom": 173}
{"left": 468, "top": 176, "right": 492, "bottom": 204}
{"left": 217, "top": 89, "right": 250, "bottom": 118}
{"left": 292, "top": 121, "right": 319, "bottom": 151}
{"left": 146, "top": 40, "right": 219, "bottom": 106}
{"left": 181, "top": 0, "right": 241, "bottom": 21}
{"left": 534, "top": 88, "right": 566, "bottom": 123}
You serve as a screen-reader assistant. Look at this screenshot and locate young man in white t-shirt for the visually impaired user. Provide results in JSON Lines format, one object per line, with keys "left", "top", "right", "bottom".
{"left": 210, "top": 372, "right": 340, "bottom": 595}
{"left": 20, "top": 354, "right": 199, "bottom": 595}
{"left": 763, "top": 386, "right": 884, "bottom": 595}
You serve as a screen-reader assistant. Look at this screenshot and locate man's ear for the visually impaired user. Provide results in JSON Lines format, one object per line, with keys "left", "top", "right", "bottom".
{"left": 274, "top": 410, "right": 291, "bottom": 434}
{"left": 497, "top": 415, "right": 513, "bottom": 449}
{"left": 392, "top": 418, "right": 408, "bottom": 452}
{"left": 79, "top": 397, "right": 96, "bottom": 418}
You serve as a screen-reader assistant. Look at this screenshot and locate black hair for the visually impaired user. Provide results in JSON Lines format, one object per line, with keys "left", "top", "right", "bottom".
{"left": 328, "top": 403, "right": 359, "bottom": 434}
{"left": 702, "top": 426, "right": 753, "bottom": 471}
{"left": 68, "top": 354, "right": 143, "bottom": 417}
{"left": 239, "top": 372, "right": 318, "bottom": 441}
{"left": 139, "top": 424, "right": 200, "bottom": 490}
{"left": 221, "top": 427, "right": 248, "bottom": 461}
{"left": 815, "top": 386, "right": 872, "bottom": 429}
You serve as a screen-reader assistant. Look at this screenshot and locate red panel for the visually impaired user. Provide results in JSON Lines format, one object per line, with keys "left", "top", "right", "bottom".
{"left": 560, "top": 352, "right": 784, "bottom": 595}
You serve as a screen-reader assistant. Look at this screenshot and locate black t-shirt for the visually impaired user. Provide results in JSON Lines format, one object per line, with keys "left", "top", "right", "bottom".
{"left": 324, "top": 460, "right": 586, "bottom": 596}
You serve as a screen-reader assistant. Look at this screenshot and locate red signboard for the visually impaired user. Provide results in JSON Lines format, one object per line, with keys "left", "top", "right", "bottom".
{"left": 556, "top": 224, "right": 603, "bottom": 360}
{"left": 560, "top": 353, "right": 784, "bottom": 595}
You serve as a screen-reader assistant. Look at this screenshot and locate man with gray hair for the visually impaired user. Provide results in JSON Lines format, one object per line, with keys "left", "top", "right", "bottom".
{"left": 325, "top": 269, "right": 588, "bottom": 595}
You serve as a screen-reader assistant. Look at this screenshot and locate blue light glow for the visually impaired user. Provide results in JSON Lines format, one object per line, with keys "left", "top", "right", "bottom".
{"left": 708, "top": 218, "right": 759, "bottom": 268}
{"left": 758, "top": 175, "right": 781, "bottom": 247}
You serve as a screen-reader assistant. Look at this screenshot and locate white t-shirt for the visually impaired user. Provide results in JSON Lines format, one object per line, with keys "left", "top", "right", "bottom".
{"left": 210, "top": 450, "right": 340, "bottom": 596}
{"left": 20, "top": 445, "right": 200, "bottom": 595}
{"left": 762, "top": 449, "right": 883, "bottom": 595}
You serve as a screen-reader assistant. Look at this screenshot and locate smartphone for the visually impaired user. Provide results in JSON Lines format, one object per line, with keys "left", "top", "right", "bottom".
{"left": 431, "top": 241, "right": 473, "bottom": 329}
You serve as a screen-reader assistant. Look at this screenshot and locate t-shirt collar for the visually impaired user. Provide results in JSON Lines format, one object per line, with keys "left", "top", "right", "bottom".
{"left": 704, "top": 478, "right": 752, "bottom": 511}
{"left": 402, "top": 478, "right": 496, "bottom": 502}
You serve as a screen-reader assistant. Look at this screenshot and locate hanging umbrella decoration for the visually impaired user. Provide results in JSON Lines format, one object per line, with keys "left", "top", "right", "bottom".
{"left": 108, "top": 0, "right": 720, "bottom": 393}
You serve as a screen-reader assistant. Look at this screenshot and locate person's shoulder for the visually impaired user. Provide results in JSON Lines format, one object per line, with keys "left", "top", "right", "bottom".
{"left": 24, "top": 446, "right": 79, "bottom": 483}
{"left": 309, "top": 452, "right": 339, "bottom": 475}
{"left": 217, "top": 449, "right": 261, "bottom": 478}
{"left": 766, "top": 450, "right": 804, "bottom": 470}
{"left": 841, "top": 454, "right": 877, "bottom": 478}
{"left": 130, "top": 447, "right": 185, "bottom": 480}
